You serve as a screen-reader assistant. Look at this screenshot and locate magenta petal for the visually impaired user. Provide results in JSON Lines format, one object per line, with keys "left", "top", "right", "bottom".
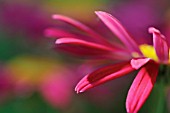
{"left": 149, "top": 27, "right": 169, "bottom": 63}
{"left": 95, "top": 11, "right": 140, "bottom": 53}
{"left": 52, "top": 14, "right": 112, "bottom": 46}
{"left": 126, "top": 61, "right": 159, "bottom": 113}
{"left": 45, "top": 28, "right": 105, "bottom": 43}
{"left": 56, "top": 37, "right": 113, "bottom": 51}
{"left": 75, "top": 61, "right": 135, "bottom": 93}
{"left": 131, "top": 58, "right": 151, "bottom": 70}
{"left": 56, "top": 37, "right": 130, "bottom": 59}
{"left": 44, "top": 28, "right": 79, "bottom": 38}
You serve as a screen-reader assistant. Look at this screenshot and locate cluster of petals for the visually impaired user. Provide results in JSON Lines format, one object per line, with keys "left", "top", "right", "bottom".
{"left": 45, "top": 11, "right": 169, "bottom": 113}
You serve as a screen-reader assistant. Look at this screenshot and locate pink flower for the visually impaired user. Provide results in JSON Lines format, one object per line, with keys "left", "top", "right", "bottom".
{"left": 0, "top": 65, "right": 14, "bottom": 103}
{"left": 46, "top": 11, "right": 169, "bottom": 113}
{"left": 0, "top": 2, "right": 50, "bottom": 40}
{"left": 7, "top": 55, "right": 75, "bottom": 109}
{"left": 39, "top": 69, "right": 74, "bottom": 109}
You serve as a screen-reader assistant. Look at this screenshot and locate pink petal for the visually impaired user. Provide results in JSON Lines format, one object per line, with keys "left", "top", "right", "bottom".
{"left": 126, "top": 61, "right": 159, "bottom": 113}
{"left": 95, "top": 11, "right": 140, "bottom": 53}
{"left": 56, "top": 37, "right": 131, "bottom": 59}
{"left": 131, "top": 58, "right": 151, "bottom": 70}
{"left": 149, "top": 27, "right": 169, "bottom": 63}
{"left": 52, "top": 14, "right": 112, "bottom": 46}
{"left": 75, "top": 61, "right": 135, "bottom": 93}
{"left": 44, "top": 28, "right": 79, "bottom": 38}
{"left": 44, "top": 28, "right": 106, "bottom": 43}
{"left": 56, "top": 37, "right": 113, "bottom": 50}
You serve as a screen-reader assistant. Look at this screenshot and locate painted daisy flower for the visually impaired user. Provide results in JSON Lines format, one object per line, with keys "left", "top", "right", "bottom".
{"left": 46, "top": 11, "right": 169, "bottom": 113}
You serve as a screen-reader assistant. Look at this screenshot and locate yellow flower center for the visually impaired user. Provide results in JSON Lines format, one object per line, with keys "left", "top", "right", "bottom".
{"left": 139, "top": 44, "right": 158, "bottom": 61}
{"left": 132, "top": 44, "right": 170, "bottom": 63}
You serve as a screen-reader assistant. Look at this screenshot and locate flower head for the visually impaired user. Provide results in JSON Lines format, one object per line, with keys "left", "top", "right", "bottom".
{"left": 46, "top": 11, "right": 169, "bottom": 113}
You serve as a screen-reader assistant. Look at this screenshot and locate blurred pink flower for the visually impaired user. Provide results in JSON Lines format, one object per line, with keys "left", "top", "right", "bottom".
{"left": 0, "top": 65, "right": 14, "bottom": 103}
{"left": 7, "top": 55, "right": 75, "bottom": 109}
{"left": 47, "top": 11, "right": 170, "bottom": 113}
{"left": 0, "top": 2, "right": 50, "bottom": 40}
{"left": 39, "top": 68, "right": 74, "bottom": 109}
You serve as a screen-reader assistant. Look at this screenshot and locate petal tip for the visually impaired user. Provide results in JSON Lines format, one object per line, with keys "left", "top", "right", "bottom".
{"left": 52, "top": 14, "right": 61, "bottom": 20}
{"left": 126, "top": 108, "right": 130, "bottom": 113}
{"left": 52, "top": 14, "right": 57, "bottom": 19}
{"left": 55, "top": 39, "right": 62, "bottom": 44}
{"left": 76, "top": 89, "right": 84, "bottom": 94}
{"left": 125, "top": 101, "right": 131, "bottom": 113}
{"left": 95, "top": 11, "right": 104, "bottom": 14}
{"left": 74, "top": 87, "right": 77, "bottom": 91}
{"left": 95, "top": 11, "right": 110, "bottom": 16}
{"left": 149, "top": 27, "right": 166, "bottom": 40}
{"left": 148, "top": 27, "right": 160, "bottom": 34}
{"left": 79, "top": 90, "right": 84, "bottom": 93}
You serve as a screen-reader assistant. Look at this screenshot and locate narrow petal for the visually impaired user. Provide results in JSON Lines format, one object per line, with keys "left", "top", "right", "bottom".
{"left": 75, "top": 61, "right": 135, "bottom": 93}
{"left": 126, "top": 61, "right": 159, "bottom": 113}
{"left": 56, "top": 37, "right": 114, "bottom": 51}
{"left": 44, "top": 28, "right": 79, "bottom": 38}
{"left": 45, "top": 28, "right": 106, "bottom": 43}
{"left": 56, "top": 37, "right": 130, "bottom": 59}
{"left": 95, "top": 11, "right": 140, "bottom": 53}
{"left": 52, "top": 14, "right": 112, "bottom": 46}
{"left": 149, "top": 27, "right": 169, "bottom": 63}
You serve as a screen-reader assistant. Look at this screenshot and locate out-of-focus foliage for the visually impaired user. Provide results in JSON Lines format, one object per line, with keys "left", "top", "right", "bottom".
{"left": 42, "top": 0, "right": 109, "bottom": 21}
